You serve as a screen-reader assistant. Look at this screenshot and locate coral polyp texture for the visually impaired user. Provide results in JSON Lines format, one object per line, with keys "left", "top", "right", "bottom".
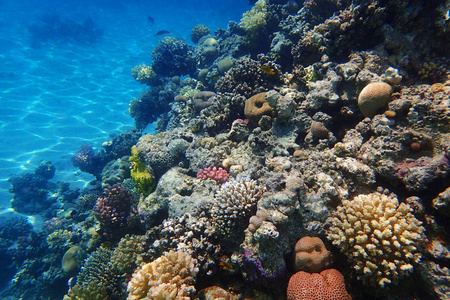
{"left": 327, "top": 192, "right": 426, "bottom": 287}
{"left": 211, "top": 177, "right": 265, "bottom": 235}
{"left": 196, "top": 166, "right": 229, "bottom": 183}
{"left": 127, "top": 250, "right": 198, "bottom": 300}
{"left": 287, "top": 269, "right": 351, "bottom": 300}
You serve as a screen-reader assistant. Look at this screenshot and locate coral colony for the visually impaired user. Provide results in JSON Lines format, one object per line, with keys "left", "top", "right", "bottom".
{"left": 4, "top": 1, "right": 450, "bottom": 299}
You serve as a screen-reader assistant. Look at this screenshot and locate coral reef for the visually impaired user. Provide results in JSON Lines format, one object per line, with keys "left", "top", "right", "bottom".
{"left": 327, "top": 191, "right": 426, "bottom": 287}
{"left": 211, "top": 177, "right": 265, "bottom": 236}
{"left": 9, "top": 160, "right": 56, "bottom": 215}
{"left": 287, "top": 269, "right": 351, "bottom": 300}
{"left": 197, "top": 166, "right": 229, "bottom": 184}
{"left": 294, "top": 236, "right": 332, "bottom": 273}
{"left": 127, "top": 250, "right": 198, "bottom": 299}
{"left": 93, "top": 183, "right": 141, "bottom": 239}
{"left": 151, "top": 37, "right": 195, "bottom": 77}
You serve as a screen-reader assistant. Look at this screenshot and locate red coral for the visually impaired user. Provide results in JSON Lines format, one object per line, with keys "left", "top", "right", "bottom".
{"left": 287, "top": 269, "right": 351, "bottom": 300}
{"left": 197, "top": 167, "right": 229, "bottom": 184}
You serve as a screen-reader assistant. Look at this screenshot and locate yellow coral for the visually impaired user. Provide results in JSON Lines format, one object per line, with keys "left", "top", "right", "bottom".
{"left": 130, "top": 145, "right": 155, "bottom": 195}
{"left": 327, "top": 192, "right": 426, "bottom": 287}
{"left": 127, "top": 250, "right": 198, "bottom": 300}
{"left": 131, "top": 64, "right": 158, "bottom": 85}
{"left": 240, "top": 0, "right": 267, "bottom": 32}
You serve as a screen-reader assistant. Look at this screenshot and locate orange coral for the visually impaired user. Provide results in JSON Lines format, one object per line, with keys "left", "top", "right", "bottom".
{"left": 244, "top": 92, "right": 273, "bottom": 122}
{"left": 287, "top": 269, "right": 351, "bottom": 300}
{"left": 294, "top": 236, "right": 332, "bottom": 273}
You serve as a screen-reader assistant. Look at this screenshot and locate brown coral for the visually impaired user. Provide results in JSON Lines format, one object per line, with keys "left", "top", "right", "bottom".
{"left": 287, "top": 269, "right": 351, "bottom": 300}
{"left": 244, "top": 92, "right": 273, "bottom": 123}
{"left": 357, "top": 82, "right": 393, "bottom": 117}
{"left": 294, "top": 236, "right": 332, "bottom": 273}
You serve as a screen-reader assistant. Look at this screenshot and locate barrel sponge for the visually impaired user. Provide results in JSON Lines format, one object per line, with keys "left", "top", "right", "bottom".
{"left": 287, "top": 269, "right": 351, "bottom": 300}
{"left": 127, "top": 250, "right": 198, "bottom": 300}
{"left": 294, "top": 236, "right": 332, "bottom": 273}
{"left": 327, "top": 192, "right": 426, "bottom": 287}
{"left": 357, "top": 82, "right": 393, "bottom": 117}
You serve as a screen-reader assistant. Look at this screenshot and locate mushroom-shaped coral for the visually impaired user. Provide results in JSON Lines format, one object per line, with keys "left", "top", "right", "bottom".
{"left": 287, "top": 269, "right": 351, "bottom": 300}
{"left": 327, "top": 192, "right": 426, "bottom": 287}
{"left": 244, "top": 92, "right": 273, "bottom": 123}
{"left": 127, "top": 250, "right": 198, "bottom": 300}
{"left": 294, "top": 236, "right": 332, "bottom": 273}
{"left": 357, "top": 82, "right": 393, "bottom": 117}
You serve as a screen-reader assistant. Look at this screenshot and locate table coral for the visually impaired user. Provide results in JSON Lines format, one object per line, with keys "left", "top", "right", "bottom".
{"left": 327, "top": 191, "right": 426, "bottom": 287}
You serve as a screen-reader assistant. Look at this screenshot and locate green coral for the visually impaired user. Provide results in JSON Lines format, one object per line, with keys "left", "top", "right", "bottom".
{"left": 130, "top": 145, "right": 156, "bottom": 195}
{"left": 240, "top": 0, "right": 267, "bottom": 32}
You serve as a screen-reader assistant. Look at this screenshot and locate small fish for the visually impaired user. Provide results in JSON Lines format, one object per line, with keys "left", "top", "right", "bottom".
{"left": 212, "top": 76, "right": 220, "bottom": 81}
{"left": 154, "top": 30, "right": 172, "bottom": 37}
{"left": 147, "top": 16, "right": 154, "bottom": 26}
{"left": 218, "top": 261, "right": 234, "bottom": 271}
{"left": 261, "top": 65, "right": 276, "bottom": 75}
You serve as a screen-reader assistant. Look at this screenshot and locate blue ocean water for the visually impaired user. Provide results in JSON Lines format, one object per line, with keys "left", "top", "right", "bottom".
{"left": 0, "top": 0, "right": 250, "bottom": 209}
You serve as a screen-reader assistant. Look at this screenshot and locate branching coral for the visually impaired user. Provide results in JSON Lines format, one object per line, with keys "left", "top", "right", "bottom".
{"left": 327, "top": 191, "right": 426, "bottom": 287}
{"left": 211, "top": 177, "right": 265, "bottom": 235}
{"left": 240, "top": 0, "right": 267, "bottom": 32}
{"left": 127, "top": 250, "right": 198, "bottom": 300}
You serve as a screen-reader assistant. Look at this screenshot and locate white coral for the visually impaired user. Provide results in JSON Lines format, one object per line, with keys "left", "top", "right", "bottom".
{"left": 327, "top": 192, "right": 426, "bottom": 287}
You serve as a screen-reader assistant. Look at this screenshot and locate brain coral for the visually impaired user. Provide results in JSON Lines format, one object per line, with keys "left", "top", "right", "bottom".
{"left": 127, "top": 250, "right": 198, "bottom": 300}
{"left": 327, "top": 192, "right": 426, "bottom": 287}
{"left": 357, "top": 82, "right": 393, "bottom": 117}
{"left": 294, "top": 236, "right": 332, "bottom": 273}
{"left": 211, "top": 177, "right": 265, "bottom": 235}
{"left": 287, "top": 269, "right": 351, "bottom": 300}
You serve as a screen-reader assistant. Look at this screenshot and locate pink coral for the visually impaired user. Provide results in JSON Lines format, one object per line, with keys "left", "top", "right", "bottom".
{"left": 197, "top": 167, "right": 229, "bottom": 184}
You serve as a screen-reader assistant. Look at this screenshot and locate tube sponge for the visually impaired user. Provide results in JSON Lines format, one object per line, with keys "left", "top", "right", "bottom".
{"left": 327, "top": 192, "right": 426, "bottom": 287}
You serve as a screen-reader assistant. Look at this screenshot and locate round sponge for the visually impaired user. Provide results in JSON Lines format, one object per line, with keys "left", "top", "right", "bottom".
{"left": 294, "top": 236, "right": 332, "bottom": 273}
{"left": 357, "top": 82, "right": 393, "bottom": 117}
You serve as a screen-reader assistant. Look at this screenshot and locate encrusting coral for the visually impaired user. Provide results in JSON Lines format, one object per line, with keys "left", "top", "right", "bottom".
{"left": 127, "top": 250, "right": 198, "bottom": 300}
{"left": 327, "top": 191, "right": 426, "bottom": 287}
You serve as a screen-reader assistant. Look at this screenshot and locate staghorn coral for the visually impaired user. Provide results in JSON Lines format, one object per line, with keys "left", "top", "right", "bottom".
{"left": 127, "top": 250, "right": 198, "bottom": 300}
{"left": 211, "top": 177, "right": 265, "bottom": 235}
{"left": 327, "top": 191, "right": 426, "bottom": 287}
{"left": 287, "top": 269, "right": 351, "bottom": 300}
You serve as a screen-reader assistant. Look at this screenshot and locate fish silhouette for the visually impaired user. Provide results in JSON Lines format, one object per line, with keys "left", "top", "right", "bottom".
{"left": 154, "top": 30, "right": 172, "bottom": 37}
{"left": 147, "top": 16, "right": 154, "bottom": 26}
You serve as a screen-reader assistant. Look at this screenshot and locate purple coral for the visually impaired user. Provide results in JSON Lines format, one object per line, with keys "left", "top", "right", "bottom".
{"left": 93, "top": 183, "right": 138, "bottom": 238}
{"left": 197, "top": 166, "right": 229, "bottom": 184}
{"left": 241, "top": 249, "right": 286, "bottom": 283}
